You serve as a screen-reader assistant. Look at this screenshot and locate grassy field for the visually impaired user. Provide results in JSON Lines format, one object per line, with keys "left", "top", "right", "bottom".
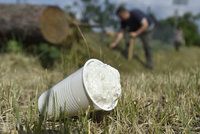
{"left": 0, "top": 42, "right": 200, "bottom": 133}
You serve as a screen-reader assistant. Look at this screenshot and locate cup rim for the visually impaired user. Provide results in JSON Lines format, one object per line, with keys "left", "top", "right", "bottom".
{"left": 82, "top": 59, "right": 119, "bottom": 111}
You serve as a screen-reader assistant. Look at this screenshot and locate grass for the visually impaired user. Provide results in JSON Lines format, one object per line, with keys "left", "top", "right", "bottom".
{"left": 0, "top": 39, "right": 200, "bottom": 133}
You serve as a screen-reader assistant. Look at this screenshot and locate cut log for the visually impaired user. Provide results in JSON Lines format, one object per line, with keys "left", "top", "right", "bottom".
{"left": 0, "top": 4, "right": 73, "bottom": 45}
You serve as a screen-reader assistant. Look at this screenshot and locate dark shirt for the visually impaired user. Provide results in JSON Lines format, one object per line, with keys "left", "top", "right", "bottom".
{"left": 121, "top": 9, "right": 152, "bottom": 32}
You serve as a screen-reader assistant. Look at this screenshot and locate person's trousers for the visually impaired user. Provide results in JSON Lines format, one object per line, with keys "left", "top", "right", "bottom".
{"left": 125, "top": 31, "right": 153, "bottom": 68}
{"left": 139, "top": 32, "right": 153, "bottom": 68}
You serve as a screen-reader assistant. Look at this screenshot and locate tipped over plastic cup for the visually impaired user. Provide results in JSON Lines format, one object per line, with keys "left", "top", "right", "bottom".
{"left": 38, "top": 59, "right": 121, "bottom": 118}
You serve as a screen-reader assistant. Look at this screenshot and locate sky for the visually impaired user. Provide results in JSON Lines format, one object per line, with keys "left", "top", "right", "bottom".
{"left": 0, "top": 0, "right": 199, "bottom": 19}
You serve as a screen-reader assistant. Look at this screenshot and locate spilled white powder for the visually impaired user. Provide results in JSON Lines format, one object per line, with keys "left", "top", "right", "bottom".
{"left": 83, "top": 60, "right": 121, "bottom": 111}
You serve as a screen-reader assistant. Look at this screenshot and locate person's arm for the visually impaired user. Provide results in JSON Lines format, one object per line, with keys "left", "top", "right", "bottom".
{"left": 110, "top": 32, "right": 124, "bottom": 48}
{"left": 130, "top": 18, "right": 149, "bottom": 38}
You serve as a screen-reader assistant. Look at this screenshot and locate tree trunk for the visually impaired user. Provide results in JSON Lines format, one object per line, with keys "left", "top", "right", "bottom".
{"left": 0, "top": 4, "right": 72, "bottom": 45}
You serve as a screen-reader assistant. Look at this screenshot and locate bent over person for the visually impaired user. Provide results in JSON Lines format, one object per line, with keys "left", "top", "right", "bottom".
{"left": 110, "top": 6, "right": 155, "bottom": 69}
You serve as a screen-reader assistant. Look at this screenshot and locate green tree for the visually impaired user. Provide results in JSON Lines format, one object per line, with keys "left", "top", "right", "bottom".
{"left": 179, "top": 13, "right": 200, "bottom": 46}
{"left": 160, "top": 12, "right": 200, "bottom": 46}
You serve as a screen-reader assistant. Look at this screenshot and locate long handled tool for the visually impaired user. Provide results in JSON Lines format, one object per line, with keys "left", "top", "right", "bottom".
{"left": 128, "top": 38, "right": 135, "bottom": 61}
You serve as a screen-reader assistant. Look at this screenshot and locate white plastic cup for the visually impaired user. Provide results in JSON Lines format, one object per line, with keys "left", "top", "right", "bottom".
{"left": 38, "top": 59, "right": 120, "bottom": 118}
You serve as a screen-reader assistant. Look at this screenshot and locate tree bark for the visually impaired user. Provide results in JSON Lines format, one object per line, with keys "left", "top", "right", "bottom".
{"left": 0, "top": 4, "right": 45, "bottom": 43}
{"left": 0, "top": 4, "right": 72, "bottom": 44}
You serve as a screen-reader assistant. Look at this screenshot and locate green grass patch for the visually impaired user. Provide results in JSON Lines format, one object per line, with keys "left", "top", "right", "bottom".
{"left": 0, "top": 33, "right": 200, "bottom": 133}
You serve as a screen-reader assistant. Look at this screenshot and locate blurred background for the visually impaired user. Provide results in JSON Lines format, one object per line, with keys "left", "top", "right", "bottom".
{"left": 0, "top": 0, "right": 199, "bottom": 71}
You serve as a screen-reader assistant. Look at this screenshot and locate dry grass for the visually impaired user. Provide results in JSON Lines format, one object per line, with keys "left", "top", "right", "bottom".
{"left": 0, "top": 46, "right": 200, "bottom": 133}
